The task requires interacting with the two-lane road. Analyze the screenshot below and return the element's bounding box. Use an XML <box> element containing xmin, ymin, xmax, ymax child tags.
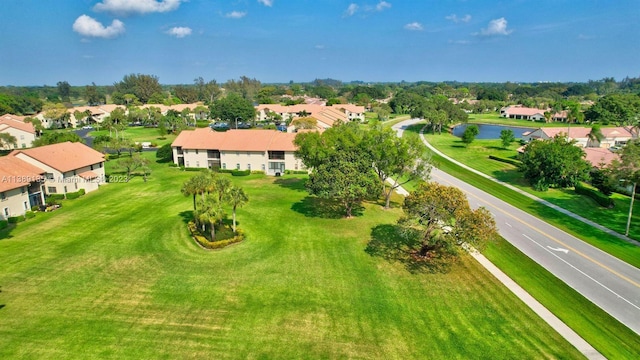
<box><xmin>393</xmin><ymin>119</ymin><xmax>640</xmax><ymax>334</ymax></box>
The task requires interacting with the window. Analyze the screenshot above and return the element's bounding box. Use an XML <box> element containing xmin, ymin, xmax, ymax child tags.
<box><xmin>64</xmin><ymin>186</ymin><xmax>67</xmax><ymax>194</ymax></box>
<box><xmin>4</xmin><ymin>208</ymin><xmax>9</xmax><ymax>217</ymax></box>
<box><xmin>196</xmin><ymin>161</ymin><xmax>200</xmax><ymax>167</ymax></box>
<box><xmin>268</xmin><ymin>151</ymin><xmax>285</xmax><ymax>160</ymax></box>
<box><xmin>74</xmin><ymin>183</ymin><xmax>78</xmax><ymax>190</ymax></box>
<box><xmin>0</xmin><ymin>192</ymin><xmax>5</xmax><ymax>201</ymax></box>
<box><xmin>90</xmin><ymin>165</ymin><xmax>94</xmax><ymax>170</ymax></box>
<box><xmin>186</xmin><ymin>161</ymin><xmax>190</xmax><ymax>167</ymax></box>
<box><xmin>222</xmin><ymin>163</ymin><xmax>226</xmax><ymax>169</ymax></box>
<box><xmin>23</xmin><ymin>201</ymin><xmax>28</xmax><ymax>210</ymax></box>
<box><xmin>236</xmin><ymin>163</ymin><xmax>240</xmax><ymax>170</ymax></box>
<box><xmin>195</xmin><ymin>149</ymin><xmax>199</xmax><ymax>155</ymax></box>
<box><xmin>21</xmin><ymin>187</ymin><xmax>26</xmax><ymax>194</ymax></box>
<box><xmin>261</xmin><ymin>164</ymin><xmax>265</xmax><ymax>171</ymax></box>
<box><xmin>21</xmin><ymin>143</ymin><xmax>26</xmax><ymax>148</ymax></box>
<box><xmin>45</xmin><ymin>173</ymin><xmax>54</xmax><ymax>180</ymax></box>
<box><xmin>247</xmin><ymin>164</ymin><xmax>251</xmax><ymax>170</ymax></box>
<box><xmin>48</xmin><ymin>187</ymin><xmax>57</xmax><ymax>193</ymax></box>
<box><xmin>20</xmin><ymin>135</ymin><xmax>24</xmax><ymax>140</ymax></box>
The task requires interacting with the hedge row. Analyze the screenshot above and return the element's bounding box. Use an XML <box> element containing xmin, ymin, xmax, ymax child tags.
<box><xmin>575</xmin><ymin>182</ymin><xmax>615</xmax><ymax>208</ymax></box>
<box><xmin>65</xmin><ymin>189</ymin><xmax>86</xmax><ymax>200</ymax></box>
<box><xmin>0</xmin><ymin>220</ymin><xmax>8</xmax><ymax>229</ymax></box>
<box><xmin>488</xmin><ymin>155</ymin><xmax>522</xmax><ymax>166</ymax></box>
<box><xmin>188</xmin><ymin>221</ymin><xmax>245</xmax><ymax>250</ymax></box>
<box><xmin>284</xmin><ymin>170</ymin><xmax>308</xmax><ymax>175</ymax></box>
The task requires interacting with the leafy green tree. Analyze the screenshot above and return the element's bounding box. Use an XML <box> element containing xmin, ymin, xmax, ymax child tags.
<box><xmin>226</xmin><ymin>186</ymin><xmax>248</xmax><ymax>233</ymax></box>
<box><xmin>500</xmin><ymin>129</ymin><xmax>515</xmax><ymax>149</ymax></box>
<box><xmin>584</xmin><ymin>93</ymin><xmax>640</xmax><ymax>125</ymax></box>
<box><xmin>366</xmin><ymin>124</ymin><xmax>432</xmax><ymax>208</ymax></box>
<box><xmin>609</xmin><ymin>139</ymin><xmax>640</xmax><ymax>236</ymax></box>
<box><xmin>57</xmin><ymin>81</ymin><xmax>71</xmax><ymax>103</ymax></box>
<box><xmin>84</xmin><ymin>82</ymin><xmax>104</xmax><ymax>105</ymax></box>
<box><xmin>32</xmin><ymin>132</ymin><xmax>83</xmax><ymax>147</ymax></box>
<box><xmin>209</xmin><ymin>92</ymin><xmax>256</xmax><ymax>124</ymax></box>
<box><xmin>0</xmin><ymin>133</ymin><xmax>17</xmax><ymax>149</ymax></box>
<box><xmin>156</xmin><ymin>143</ymin><xmax>173</xmax><ymax>163</ymax></box>
<box><xmin>306</xmin><ymin>150</ymin><xmax>379</xmax><ymax>218</ymax></box>
<box><xmin>113</xmin><ymin>74</ymin><xmax>162</xmax><ymax>104</ymax></box>
<box><xmin>398</xmin><ymin>182</ymin><xmax>497</xmax><ymax>265</ymax></box>
<box><xmin>291</xmin><ymin>117</ymin><xmax>317</xmax><ymax>130</ymax></box>
<box><xmin>118</xmin><ymin>153</ymin><xmax>151</xmax><ymax>182</ymax></box>
<box><xmin>518</xmin><ymin>135</ymin><xmax>591</xmax><ymax>191</ymax></box>
<box><xmin>461</xmin><ymin>125</ymin><xmax>479</xmax><ymax>146</ymax></box>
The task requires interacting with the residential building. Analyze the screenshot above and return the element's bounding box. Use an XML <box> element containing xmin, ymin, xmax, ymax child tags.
<box><xmin>522</xmin><ymin>126</ymin><xmax>634</xmax><ymax>148</ymax></box>
<box><xmin>172</xmin><ymin>128</ymin><xmax>303</xmax><ymax>175</ymax></box>
<box><xmin>0</xmin><ymin>156</ymin><xmax>46</xmax><ymax>219</ymax></box>
<box><xmin>255</xmin><ymin>103</ymin><xmax>365</xmax><ymax>130</ymax></box>
<box><xmin>0</xmin><ymin>114</ymin><xmax>37</xmax><ymax>149</ymax></box>
<box><xmin>10</xmin><ymin>142</ymin><xmax>106</xmax><ymax>195</ymax></box>
<box><xmin>500</xmin><ymin>105</ymin><xmax>566</xmax><ymax>122</ymax></box>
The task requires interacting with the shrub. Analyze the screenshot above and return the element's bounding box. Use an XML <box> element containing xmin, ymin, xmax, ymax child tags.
<box><xmin>156</xmin><ymin>144</ymin><xmax>173</xmax><ymax>163</ymax></box>
<box><xmin>188</xmin><ymin>221</ymin><xmax>245</xmax><ymax>250</ymax></box>
<box><xmin>7</xmin><ymin>216</ymin><xmax>25</xmax><ymax>224</ymax></box>
<box><xmin>185</xmin><ymin>167</ymin><xmax>205</xmax><ymax>172</ymax></box>
<box><xmin>489</xmin><ymin>155</ymin><xmax>521</xmax><ymax>166</ymax></box>
<box><xmin>575</xmin><ymin>182</ymin><xmax>615</xmax><ymax>208</ymax></box>
<box><xmin>0</xmin><ymin>220</ymin><xmax>8</xmax><ymax>230</ymax></box>
<box><xmin>218</xmin><ymin>169</ymin><xmax>234</xmax><ymax>174</ymax></box>
<box><xmin>25</xmin><ymin>211</ymin><xmax>36</xmax><ymax>219</ymax></box>
<box><xmin>66</xmin><ymin>191</ymin><xmax>81</xmax><ymax>200</ymax></box>
<box><xmin>78</xmin><ymin>189</ymin><xmax>86</xmax><ymax>196</ymax></box>
<box><xmin>168</xmin><ymin>163</ymin><xmax>178</xmax><ymax>167</ymax></box>
<box><xmin>284</xmin><ymin>170</ymin><xmax>308</xmax><ymax>175</ymax></box>
<box><xmin>231</xmin><ymin>170</ymin><xmax>251</xmax><ymax>176</ymax></box>
<box><xmin>250</xmin><ymin>170</ymin><xmax>265</xmax><ymax>175</ymax></box>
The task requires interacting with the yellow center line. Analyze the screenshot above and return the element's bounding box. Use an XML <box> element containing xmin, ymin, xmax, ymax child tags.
<box><xmin>433</xmin><ymin>172</ymin><xmax>640</xmax><ymax>289</ymax></box>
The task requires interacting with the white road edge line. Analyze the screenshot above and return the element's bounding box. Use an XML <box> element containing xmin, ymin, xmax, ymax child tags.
<box><xmin>522</xmin><ymin>233</ymin><xmax>640</xmax><ymax>311</ymax></box>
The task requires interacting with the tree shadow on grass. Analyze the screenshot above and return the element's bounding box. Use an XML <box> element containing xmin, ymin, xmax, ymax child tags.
<box><xmin>291</xmin><ymin>196</ymin><xmax>363</xmax><ymax>219</ymax></box>
<box><xmin>178</xmin><ymin>210</ymin><xmax>193</xmax><ymax>224</ymax></box>
<box><xmin>365</xmin><ymin>224</ymin><xmax>452</xmax><ymax>274</ymax></box>
<box><xmin>0</xmin><ymin>226</ymin><xmax>15</xmax><ymax>241</ymax></box>
<box><xmin>273</xmin><ymin>177</ymin><xmax>307</xmax><ymax>192</ymax></box>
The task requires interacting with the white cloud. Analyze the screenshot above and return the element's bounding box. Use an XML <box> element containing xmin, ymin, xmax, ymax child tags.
<box><xmin>376</xmin><ymin>1</ymin><xmax>391</xmax><ymax>11</ymax></box>
<box><xmin>226</xmin><ymin>11</ymin><xmax>247</xmax><ymax>19</ymax></box>
<box><xmin>404</xmin><ymin>22</ymin><xmax>423</xmax><ymax>31</ymax></box>
<box><xmin>72</xmin><ymin>15</ymin><xmax>125</xmax><ymax>38</ymax></box>
<box><xmin>258</xmin><ymin>0</ymin><xmax>273</xmax><ymax>6</ymax></box>
<box><xmin>345</xmin><ymin>3</ymin><xmax>359</xmax><ymax>17</ymax></box>
<box><xmin>477</xmin><ymin>17</ymin><xmax>512</xmax><ymax>36</ymax></box>
<box><xmin>166</xmin><ymin>26</ymin><xmax>192</xmax><ymax>38</ymax></box>
<box><xmin>445</xmin><ymin>14</ymin><xmax>471</xmax><ymax>23</ymax></box>
<box><xmin>93</xmin><ymin>0</ymin><xmax>183</xmax><ymax>16</ymax></box>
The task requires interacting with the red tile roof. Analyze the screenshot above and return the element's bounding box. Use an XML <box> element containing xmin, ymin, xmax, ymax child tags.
<box><xmin>0</xmin><ymin>114</ymin><xmax>36</xmax><ymax>134</ymax></box>
<box><xmin>11</xmin><ymin>142</ymin><xmax>105</xmax><ymax>173</ymax></box>
<box><xmin>0</xmin><ymin>156</ymin><xmax>45</xmax><ymax>192</ymax></box>
<box><xmin>172</xmin><ymin>129</ymin><xmax>297</xmax><ymax>152</ymax></box>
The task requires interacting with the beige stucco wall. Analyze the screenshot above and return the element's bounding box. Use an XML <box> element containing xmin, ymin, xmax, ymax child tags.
<box><xmin>0</xmin><ymin>127</ymin><xmax>35</xmax><ymax>149</ymax></box>
<box><xmin>13</xmin><ymin>153</ymin><xmax>104</xmax><ymax>195</ymax></box>
<box><xmin>0</xmin><ymin>186</ymin><xmax>31</xmax><ymax>219</ymax></box>
<box><xmin>174</xmin><ymin>147</ymin><xmax>303</xmax><ymax>174</ymax></box>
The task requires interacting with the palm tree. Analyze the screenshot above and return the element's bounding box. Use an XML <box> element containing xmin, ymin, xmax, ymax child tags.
<box><xmin>181</xmin><ymin>172</ymin><xmax>215</xmax><ymax>210</ymax></box>
<box><xmin>587</xmin><ymin>124</ymin><xmax>605</xmax><ymax>148</ymax></box>
<box><xmin>195</xmin><ymin>195</ymin><xmax>225</xmax><ymax>241</ymax></box>
<box><xmin>227</xmin><ymin>186</ymin><xmax>249</xmax><ymax>233</ymax></box>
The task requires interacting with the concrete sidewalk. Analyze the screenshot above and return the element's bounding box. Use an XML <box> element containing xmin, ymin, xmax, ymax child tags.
<box><xmin>416</xmin><ymin>124</ymin><xmax>639</xmax><ymax>247</ymax></box>
<box><xmin>390</xmin><ymin>119</ymin><xmax>606</xmax><ymax>359</ymax></box>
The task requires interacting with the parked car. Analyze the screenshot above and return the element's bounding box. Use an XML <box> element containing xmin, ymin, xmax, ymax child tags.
<box><xmin>81</xmin><ymin>125</ymin><xmax>94</xmax><ymax>130</ymax></box>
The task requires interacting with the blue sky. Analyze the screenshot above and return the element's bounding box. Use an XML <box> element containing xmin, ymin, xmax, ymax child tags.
<box><xmin>0</xmin><ymin>0</ymin><xmax>638</xmax><ymax>86</ymax></box>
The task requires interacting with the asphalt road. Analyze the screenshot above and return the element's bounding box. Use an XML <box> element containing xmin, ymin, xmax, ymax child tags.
<box><xmin>393</xmin><ymin>119</ymin><xmax>640</xmax><ymax>335</ymax></box>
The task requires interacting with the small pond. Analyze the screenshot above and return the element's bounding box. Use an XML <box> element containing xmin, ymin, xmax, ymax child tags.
<box><xmin>451</xmin><ymin>124</ymin><xmax>536</xmax><ymax>139</ymax></box>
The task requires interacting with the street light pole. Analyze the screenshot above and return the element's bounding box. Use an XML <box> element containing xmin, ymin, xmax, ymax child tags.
<box><xmin>235</xmin><ymin>117</ymin><xmax>241</xmax><ymax>130</ymax></box>
<box><xmin>626</xmin><ymin>182</ymin><xmax>636</xmax><ymax>237</ymax></box>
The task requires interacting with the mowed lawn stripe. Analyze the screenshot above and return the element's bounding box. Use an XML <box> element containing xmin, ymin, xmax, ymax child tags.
<box><xmin>0</xmin><ymin>161</ymin><xmax>582</xmax><ymax>359</ymax></box>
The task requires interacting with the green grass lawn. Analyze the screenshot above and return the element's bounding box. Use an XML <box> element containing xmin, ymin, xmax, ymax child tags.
<box><xmin>423</xmin><ymin>131</ymin><xmax>640</xmax><ymax>242</ymax></box>
<box><xmin>0</xmin><ymin>153</ymin><xmax>584</xmax><ymax>359</ymax></box>
<box><xmin>466</xmin><ymin>113</ymin><xmax>591</xmax><ymax>128</ymax></box>
<box><xmin>89</xmin><ymin>126</ymin><xmax>177</xmax><ymax>147</ymax></box>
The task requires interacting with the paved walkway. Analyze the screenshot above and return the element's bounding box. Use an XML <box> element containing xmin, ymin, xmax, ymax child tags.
<box><xmin>408</xmin><ymin>121</ymin><xmax>639</xmax><ymax>246</ymax></box>
<box><xmin>390</xmin><ymin>120</ymin><xmax>606</xmax><ymax>359</ymax></box>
